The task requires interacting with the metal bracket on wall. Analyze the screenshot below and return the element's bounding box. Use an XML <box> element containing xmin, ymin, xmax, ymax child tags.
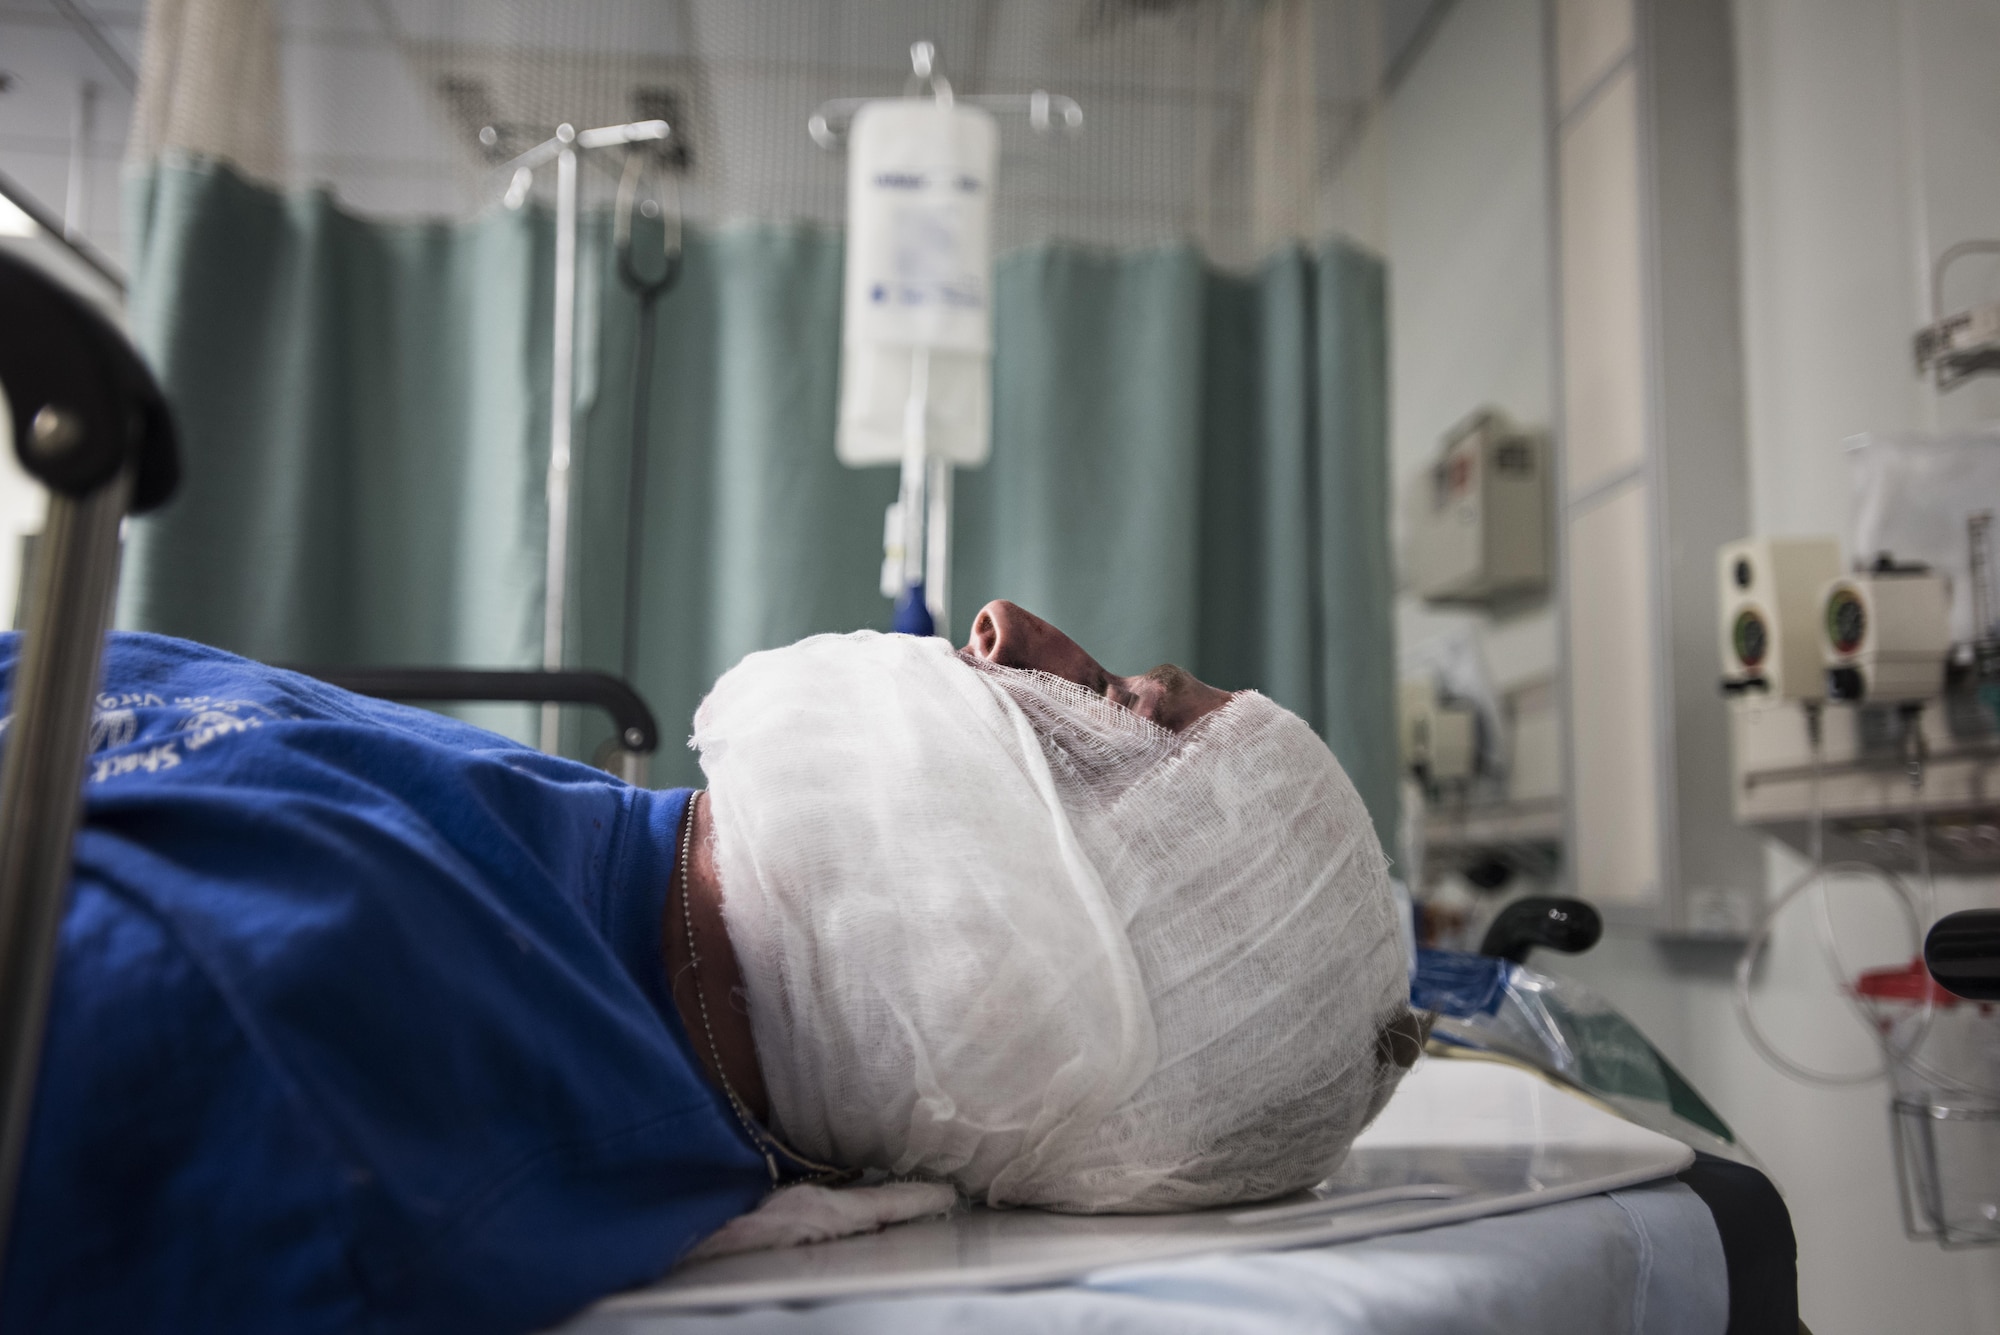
<box><xmin>1914</xmin><ymin>240</ymin><xmax>2000</xmax><ymax>391</ymax></box>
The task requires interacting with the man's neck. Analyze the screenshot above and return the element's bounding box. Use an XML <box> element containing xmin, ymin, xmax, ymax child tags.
<box><xmin>666</xmin><ymin>791</ymin><xmax>770</xmax><ymax>1125</ymax></box>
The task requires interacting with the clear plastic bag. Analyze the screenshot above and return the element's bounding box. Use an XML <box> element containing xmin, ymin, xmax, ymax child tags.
<box><xmin>1413</xmin><ymin>949</ymin><xmax>1739</xmax><ymax>1156</ymax></box>
<box><xmin>1847</xmin><ymin>430</ymin><xmax>2000</xmax><ymax>643</ymax></box>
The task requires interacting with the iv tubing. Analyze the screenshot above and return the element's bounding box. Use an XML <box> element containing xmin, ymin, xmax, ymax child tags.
<box><xmin>614</xmin><ymin>149</ymin><xmax>682</xmax><ymax>689</ymax></box>
<box><xmin>1733</xmin><ymin>701</ymin><xmax>1932</xmax><ymax>1087</ymax></box>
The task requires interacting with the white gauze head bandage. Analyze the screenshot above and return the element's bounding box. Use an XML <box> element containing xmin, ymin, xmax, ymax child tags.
<box><xmin>693</xmin><ymin>631</ymin><xmax>1410</xmax><ymax>1212</ymax></box>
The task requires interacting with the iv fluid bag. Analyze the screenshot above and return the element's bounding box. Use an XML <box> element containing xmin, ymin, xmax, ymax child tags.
<box><xmin>838</xmin><ymin>99</ymin><xmax>998</xmax><ymax>468</ymax></box>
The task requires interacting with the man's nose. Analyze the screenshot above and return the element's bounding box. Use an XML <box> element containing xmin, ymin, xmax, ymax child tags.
<box><xmin>968</xmin><ymin>600</ymin><xmax>1028</xmax><ymax>665</ymax></box>
<box><xmin>967</xmin><ymin>600</ymin><xmax>1087</xmax><ymax>678</ymax></box>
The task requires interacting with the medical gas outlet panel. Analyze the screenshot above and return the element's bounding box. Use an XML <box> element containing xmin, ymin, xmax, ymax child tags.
<box><xmin>1720</xmin><ymin>534</ymin><xmax>1999</xmax><ymax>870</ymax></box>
<box><xmin>1401</xmin><ymin>675</ymin><xmax>1564</xmax><ymax>877</ymax></box>
<box><xmin>1403</xmin><ymin>411</ymin><xmax>1549</xmax><ymax>606</ymax></box>
<box><xmin>1400</xmin><ymin>680</ymin><xmax>1477</xmax><ymax>791</ymax></box>
<box><xmin>1718</xmin><ymin>536</ymin><xmax>1842</xmax><ymax>700</ymax></box>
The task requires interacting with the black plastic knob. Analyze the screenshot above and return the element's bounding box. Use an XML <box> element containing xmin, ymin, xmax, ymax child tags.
<box><xmin>1925</xmin><ymin>910</ymin><xmax>2000</xmax><ymax>1001</ymax></box>
<box><xmin>1479</xmin><ymin>897</ymin><xmax>1604</xmax><ymax>965</ymax></box>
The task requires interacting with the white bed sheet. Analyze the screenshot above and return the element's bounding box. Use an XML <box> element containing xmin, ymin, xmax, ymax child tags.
<box><xmin>559</xmin><ymin>1179</ymin><xmax>1724</xmax><ymax>1335</ymax></box>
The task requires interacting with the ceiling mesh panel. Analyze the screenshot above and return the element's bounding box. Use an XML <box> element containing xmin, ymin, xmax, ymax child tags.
<box><xmin>137</xmin><ymin>0</ymin><xmax>1387</xmax><ymax>266</ymax></box>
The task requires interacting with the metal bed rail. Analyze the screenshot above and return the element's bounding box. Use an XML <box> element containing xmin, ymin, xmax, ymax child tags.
<box><xmin>281</xmin><ymin>665</ymin><xmax>660</xmax><ymax>784</ymax></box>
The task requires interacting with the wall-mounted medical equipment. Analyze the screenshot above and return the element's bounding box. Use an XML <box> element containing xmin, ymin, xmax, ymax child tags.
<box><xmin>1716</xmin><ymin>535</ymin><xmax>1842</xmax><ymax>700</ymax></box>
<box><xmin>1504</xmin><ymin>678</ymin><xmax>1562</xmax><ymax>807</ymax></box>
<box><xmin>1721</xmin><ymin>456</ymin><xmax>2000</xmax><ymax>1248</ymax></box>
<box><xmin>1401</xmin><ymin>634</ymin><xmax>1562</xmax><ymax>892</ymax></box>
<box><xmin>1728</xmin><ymin>650</ymin><xmax>2000</xmax><ymax>1250</ymax></box>
<box><xmin>1819</xmin><ymin>563</ymin><xmax>1952</xmax><ymax>704</ymax></box>
<box><xmin>1399</xmin><ymin>679</ymin><xmax>1477</xmax><ymax>789</ymax></box>
<box><xmin>1403</xmin><ymin>410</ymin><xmax>1548</xmax><ymax>605</ymax></box>
<box><xmin>1722</xmin><ymin>292</ymin><xmax>2000</xmax><ymax>1252</ymax></box>
<box><xmin>811</xmin><ymin>44</ymin><xmax>1081</xmax><ymax>638</ymax></box>
<box><xmin>1725</xmin><ymin>552</ymin><xmax>1970</xmax><ymax>870</ymax></box>
<box><xmin>1914</xmin><ymin>240</ymin><xmax>2000</xmax><ymax>391</ymax></box>
<box><xmin>1727</xmin><ymin>699</ymin><xmax>1971</xmax><ymax>860</ymax></box>
<box><xmin>1722</xmin><ymin>440</ymin><xmax>2000</xmax><ymax>873</ymax></box>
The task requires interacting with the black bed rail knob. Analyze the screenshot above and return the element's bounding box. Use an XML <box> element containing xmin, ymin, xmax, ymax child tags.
<box><xmin>1478</xmin><ymin>897</ymin><xmax>1604</xmax><ymax>965</ymax></box>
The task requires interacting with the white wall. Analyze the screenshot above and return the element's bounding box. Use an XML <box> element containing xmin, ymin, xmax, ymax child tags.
<box><xmin>1391</xmin><ymin>0</ymin><xmax>2000</xmax><ymax>1326</ymax></box>
<box><xmin>1385</xmin><ymin>0</ymin><xmax>1557</xmax><ymax>703</ymax></box>
<box><xmin>1550</xmin><ymin>2</ymin><xmax>2000</xmax><ymax>1332</ymax></box>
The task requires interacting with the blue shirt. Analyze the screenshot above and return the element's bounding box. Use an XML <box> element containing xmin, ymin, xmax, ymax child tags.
<box><xmin>0</xmin><ymin>633</ymin><xmax>770</xmax><ymax>1334</ymax></box>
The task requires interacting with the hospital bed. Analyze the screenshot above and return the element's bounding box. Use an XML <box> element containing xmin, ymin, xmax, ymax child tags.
<box><xmin>0</xmin><ymin>252</ymin><xmax>1798</xmax><ymax>1334</ymax></box>
<box><xmin>552</xmin><ymin>936</ymin><xmax>1799</xmax><ymax>1335</ymax></box>
<box><xmin>565</xmin><ymin>1056</ymin><xmax>1721</xmax><ymax>1335</ymax></box>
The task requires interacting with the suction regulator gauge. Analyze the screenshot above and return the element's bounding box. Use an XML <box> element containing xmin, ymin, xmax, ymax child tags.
<box><xmin>1731</xmin><ymin>608</ymin><xmax>1769</xmax><ymax>669</ymax></box>
<box><xmin>1826</xmin><ymin>585</ymin><xmax>1867</xmax><ymax>655</ymax></box>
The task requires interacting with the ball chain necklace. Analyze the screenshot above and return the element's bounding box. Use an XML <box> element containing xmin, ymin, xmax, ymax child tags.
<box><xmin>676</xmin><ymin>792</ymin><xmax>848</xmax><ymax>1188</ymax></box>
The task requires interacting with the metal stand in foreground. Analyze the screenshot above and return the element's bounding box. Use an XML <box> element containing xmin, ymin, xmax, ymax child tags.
<box><xmin>0</xmin><ymin>251</ymin><xmax>179</xmax><ymax>1272</ymax></box>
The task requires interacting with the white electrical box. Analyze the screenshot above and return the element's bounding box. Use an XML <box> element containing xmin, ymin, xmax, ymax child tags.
<box><xmin>1399</xmin><ymin>679</ymin><xmax>1477</xmax><ymax>786</ymax></box>
<box><xmin>1404</xmin><ymin>411</ymin><xmax>1548</xmax><ymax>604</ymax></box>
<box><xmin>1716</xmin><ymin>535</ymin><xmax>1843</xmax><ymax>700</ymax></box>
<box><xmin>1820</xmin><ymin>567</ymin><xmax>1953</xmax><ymax>703</ymax></box>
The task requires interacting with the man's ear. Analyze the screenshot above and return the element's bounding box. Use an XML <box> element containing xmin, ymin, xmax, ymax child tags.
<box><xmin>1376</xmin><ymin>1010</ymin><xmax>1432</xmax><ymax>1070</ymax></box>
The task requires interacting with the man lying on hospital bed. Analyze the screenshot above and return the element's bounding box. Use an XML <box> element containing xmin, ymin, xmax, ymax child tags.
<box><xmin>0</xmin><ymin>600</ymin><xmax>1418</xmax><ymax>1335</ymax></box>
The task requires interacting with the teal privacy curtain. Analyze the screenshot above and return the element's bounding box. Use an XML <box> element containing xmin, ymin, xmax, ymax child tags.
<box><xmin>121</xmin><ymin>158</ymin><xmax>1398</xmax><ymax>853</ymax></box>
<box><xmin>120</xmin><ymin>160</ymin><xmax>551</xmax><ymax>686</ymax></box>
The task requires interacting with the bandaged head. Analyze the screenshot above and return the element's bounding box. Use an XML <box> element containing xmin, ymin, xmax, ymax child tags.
<box><xmin>692</xmin><ymin>630</ymin><xmax>1410</xmax><ymax>1212</ymax></box>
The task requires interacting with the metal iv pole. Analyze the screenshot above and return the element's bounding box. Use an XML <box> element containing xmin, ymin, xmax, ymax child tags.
<box><xmin>492</xmin><ymin>118</ymin><xmax>676</xmax><ymax>752</ymax></box>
